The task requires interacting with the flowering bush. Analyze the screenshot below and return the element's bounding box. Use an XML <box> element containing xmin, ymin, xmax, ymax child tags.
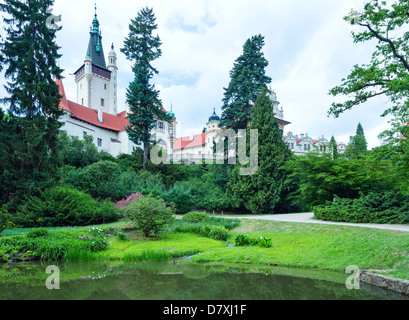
<box><xmin>88</xmin><ymin>226</ymin><xmax>104</xmax><ymax>237</ymax></box>
<box><xmin>115</xmin><ymin>192</ymin><xmax>143</xmax><ymax>209</ymax></box>
<box><xmin>78</xmin><ymin>233</ymin><xmax>107</xmax><ymax>252</ymax></box>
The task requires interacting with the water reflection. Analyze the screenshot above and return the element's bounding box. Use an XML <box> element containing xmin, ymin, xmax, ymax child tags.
<box><xmin>0</xmin><ymin>259</ymin><xmax>407</xmax><ymax>300</ymax></box>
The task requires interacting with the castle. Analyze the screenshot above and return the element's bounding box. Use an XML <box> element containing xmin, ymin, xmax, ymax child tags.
<box><xmin>57</xmin><ymin>9</ymin><xmax>176</xmax><ymax>158</ymax></box>
<box><xmin>57</xmin><ymin>8</ymin><xmax>345</xmax><ymax>162</ymax></box>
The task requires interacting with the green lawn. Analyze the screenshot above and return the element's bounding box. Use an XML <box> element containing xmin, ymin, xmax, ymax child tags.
<box><xmin>191</xmin><ymin>219</ymin><xmax>409</xmax><ymax>280</ymax></box>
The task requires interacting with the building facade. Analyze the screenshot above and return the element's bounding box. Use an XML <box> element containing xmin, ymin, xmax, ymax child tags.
<box><xmin>172</xmin><ymin>89</ymin><xmax>292</xmax><ymax>164</ymax></box>
<box><xmin>58</xmin><ymin>10</ymin><xmax>175</xmax><ymax>157</ymax></box>
<box><xmin>284</xmin><ymin>132</ymin><xmax>346</xmax><ymax>156</ymax></box>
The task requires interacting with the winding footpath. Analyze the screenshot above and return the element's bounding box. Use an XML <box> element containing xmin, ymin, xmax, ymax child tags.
<box><xmin>219</xmin><ymin>212</ymin><xmax>409</xmax><ymax>233</ymax></box>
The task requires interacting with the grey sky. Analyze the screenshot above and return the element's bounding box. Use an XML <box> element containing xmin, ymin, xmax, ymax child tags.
<box><xmin>1</xmin><ymin>0</ymin><xmax>392</xmax><ymax>148</ymax></box>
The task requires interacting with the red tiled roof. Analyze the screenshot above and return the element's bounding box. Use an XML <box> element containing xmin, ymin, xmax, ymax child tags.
<box><xmin>57</xmin><ymin>78</ymin><xmax>129</xmax><ymax>132</ymax></box>
<box><xmin>173</xmin><ymin>133</ymin><xmax>206</xmax><ymax>150</ymax></box>
<box><xmin>66</xmin><ymin>100</ymin><xmax>129</xmax><ymax>132</ymax></box>
<box><xmin>57</xmin><ymin>78</ymin><xmax>170</xmax><ymax>133</ymax></box>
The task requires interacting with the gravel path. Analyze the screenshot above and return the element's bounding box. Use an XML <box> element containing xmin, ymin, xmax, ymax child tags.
<box><xmin>218</xmin><ymin>212</ymin><xmax>409</xmax><ymax>232</ymax></box>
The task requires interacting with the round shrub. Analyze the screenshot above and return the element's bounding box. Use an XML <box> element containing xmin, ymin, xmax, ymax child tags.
<box><xmin>123</xmin><ymin>195</ymin><xmax>175</xmax><ymax>237</ymax></box>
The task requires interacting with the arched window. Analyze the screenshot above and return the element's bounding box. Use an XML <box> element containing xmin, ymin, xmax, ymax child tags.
<box><xmin>157</xmin><ymin>139</ymin><xmax>167</xmax><ymax>151</ymax></box>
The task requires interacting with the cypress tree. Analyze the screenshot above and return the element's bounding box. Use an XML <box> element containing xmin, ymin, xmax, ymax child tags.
<box><xmin>0</xmin><ymin>0</ymin><xmax>63</xmax><ymax>208</ymax></box>
<box><xmin>121</xmin><ymin>7</ymin><xmax>171</xmax><ymax>170</ymax></box>
<box><xmin>227</xmin><ymin>87</ymin><xmax>293</xmax><ymax>214</ymax></box>
<box><xmin>221</xmin><ymin>35</ymin><xmax>272</xmax><ymax>131</ymax></box>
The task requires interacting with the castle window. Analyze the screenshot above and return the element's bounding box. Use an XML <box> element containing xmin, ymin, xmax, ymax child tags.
<box><xmin>104</xmin><ymin>84</ymin><xmax>107</xmax><ymax>90</ymax></box>
<box><xmin>83</xmin><ymin>132</ymin><xmax>87</xmax><ymax>138</ymax></box>
<box><xmin>158</xmin><ymin>122</ymin><xmax>164</xmax><ymax>131</ymax></box>
<box><xmin>82</xmin><ymin>98</ymin><xmax>84</xmax><ymax>105</ymax></box>
<box><xmin>97</xmin><ymin>138</ymin><xmax>102</xmax><ymax>147</ymax></box>
<box><xmin>101</xmin><ymin>99</ymin><xmax>105</xmax><ymax>107</ymax></box>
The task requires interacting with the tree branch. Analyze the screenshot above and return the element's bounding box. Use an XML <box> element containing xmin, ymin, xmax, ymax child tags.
<box><xmin>359</xmin><ymin>22</ymin><xmax>409</xmax><ymax>72</ymax></box>
<box><xmin>350</xmin><ymin>89</ymin><xmax>391</xmax><ymax>107</ymax></box>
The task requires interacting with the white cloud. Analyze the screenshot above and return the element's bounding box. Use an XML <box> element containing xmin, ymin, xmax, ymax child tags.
<box><xmin>0</xmin><ymin>0</ymin><xmax>391</xmax><ymax>149</ymax></box>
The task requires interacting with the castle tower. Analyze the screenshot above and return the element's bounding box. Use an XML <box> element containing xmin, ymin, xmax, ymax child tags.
<box><xmin>107</xmin><ymin>43</ymin><xmax>118</xmax><ymax>115</ymax></box>
<box><xmin>205</xmin><ymin>108</ymin><xmax>221</xmax><ymax>156</ymax></box>
<box><xmin>74</xmin><ymin>5</ymin><xmax>117</xmax><ymax>115</ymax></box>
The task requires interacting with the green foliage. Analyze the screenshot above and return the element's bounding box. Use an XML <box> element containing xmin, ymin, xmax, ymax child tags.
<box><xmin>0</xmin><ymin>206</ymin><xmax>11</xmax><ymax>235</ymax></box>
<box><xmin>227</xmin><ymin>87</ymin><xmax>293</xmax><ymax>214</ymax></box>
<box><xmin>0</xmin><ymin>0</ymin><xmax>63</xmax><ymax>209</ymax></box>
<box><xmin>285</xmin><ymin>151</ymin><xmax>396</xmax><ymax>211</ymax></box>
<box><xmin>25</xmin><ymin>228</ymin><xmax>49</xmax><ymax>239</ymax></box>
<box><xmin>61</xmin><ymin>161</ymin><xmax>143</xmax><ymax>201</ymax></box>
<box><xmin>314</xmin><ymin>191</ymin><xmax>409</xmax><ymax>224</ymax></box>
<box><xmin>115</xmin><ymin>230</ymin><xmax>129</xmax><ymax>241</ymax></box>
<box><xmin>14</xmin><ymin>185</ymin><xmax>120</xmax><ymax>228</ymax></box>
<box><xmin>183</xmin><ymin>212</ymin><xmax>209</xmax><ymax>223</ymax></box>
<box><xmin>172</xmin><ymin>217</ymin><xmax>240</xmax><ymax>242</ymax></box>
<box><xmin>163</xmin><ymin>184</ymin><xmax>195</xmax><ymax>214</ymax></box>
<box><xmin>123</xmin><ymin>195</ymin><xmax>175</xmax><ymax>237</ymax></box>
<box><xmin>329</xmin><ymin>0</ymin><xmax>409</xmax><ymax>150</ymax></box>
<box><xmin>346</xmin><ymin>123</ymin><xmax>368</xmax><ymax>158</ymax></box>
<box><xmin>221</xmin><ymin>34</ymin><xmax>272</xmax><ymax>130</ymax></box>
<box><xmin>0</xmin><ymin>228</ymin><xmax>109</xmax><ymax>262</ymax></box>
<box><xmin>199</xmin><ymin>225</ymin><xmax>229</xmax><ymax>241</ymax></box>
<box><xmin>235</xmin><ymin>234</ymin><xmax>272</xmax><ymax>248</ymax></box>
<box><xmin>57</xmin><ymin>131</ymin><xmax>100</xmax><ymax>168</ymax></box>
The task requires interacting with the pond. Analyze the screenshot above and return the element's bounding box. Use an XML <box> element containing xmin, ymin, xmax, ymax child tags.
<box><xmin>0</xmin><ymin>258</ymin><xmax>407</xmax><ymax>301</ymax></box>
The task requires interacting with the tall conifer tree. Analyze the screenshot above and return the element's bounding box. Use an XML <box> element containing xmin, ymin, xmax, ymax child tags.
<box><xmin>227</xmin><ymin>87</ymin><xmax>293</xmax><ymax>214</ymax></box>
<box><xmin>221</xmin><ymin>35</ymin><xmax>272</xmax><ymax>131</ymax></box>
<box><xmin>347</xmin><ymin>122</ymin><xmax>368</xmax><ymax>158</ymax></box>
<box><xmin>121</xmin><ymin>7</ymin><xmax>171</xmax><ymax>170</ymax></box>
<box><xmin>0</xmin><ymin>0</ymin><xmax>63</xmax><ymax>207</ymax></box>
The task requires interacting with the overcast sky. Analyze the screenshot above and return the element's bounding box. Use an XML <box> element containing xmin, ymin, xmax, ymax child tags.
<box><xmin>1</xmin><ymin>0</ymin><xmax>394</xmax><ymax>149</ymax></box>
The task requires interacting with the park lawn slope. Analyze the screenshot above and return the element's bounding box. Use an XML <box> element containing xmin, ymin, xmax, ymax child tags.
<box><xmin>84</xmin><ymin>233</ymin><xmax>227</xmax><ymax>261</ymax></box>
<box><xmin>191</xmin><ymin>219</ymin><xmax>409</xmax><ymax>280</ymax></box>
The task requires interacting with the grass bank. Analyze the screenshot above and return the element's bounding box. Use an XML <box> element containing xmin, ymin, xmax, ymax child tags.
<box><xmin>191</xmin><ymin>219</ymin><xmax>409</xmax><ymax>280</ymax></box>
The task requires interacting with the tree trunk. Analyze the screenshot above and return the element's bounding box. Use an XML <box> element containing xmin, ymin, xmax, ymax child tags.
<box><xmin>143</xmin><ymin>140</ymin><xmax>149</xmax><ymax>170</ymax></box>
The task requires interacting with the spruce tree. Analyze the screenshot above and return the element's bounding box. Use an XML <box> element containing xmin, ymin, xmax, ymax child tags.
<box><xmin>121</xmin><ymin>7</ymin><xmax>171</xmax><ymax>170</ymax></box>
<box><xmin>0</xmin><ymin>0</ymin><xmax>63</xmax><ymax>208</ymax></box>
<box><xmin>227</xmin><ymin>87</ymin><xmax>293</xmax><ymax>214</ymax></box>
<box><xmin>221</xmin><ymin>35</ymin><xmax>272</xmax><ymax>131</ymax></box>
<box><xmin>330</xmin><ymin>136</ymin><xmax>339</xmax><ymax>159</ymax></box>
<box><xmin>347</xmin><ymin>123</ymin><xmax>368</xmax><ymax>158</ymax></box>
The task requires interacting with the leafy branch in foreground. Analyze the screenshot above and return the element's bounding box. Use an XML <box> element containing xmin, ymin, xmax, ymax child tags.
<box><xmin>329</xmin><ymin>0</ymin><xmax>409</xmax><ymax>120</ymax></box>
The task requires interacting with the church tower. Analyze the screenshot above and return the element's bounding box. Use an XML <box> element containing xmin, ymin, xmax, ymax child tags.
<box><xmin>74</xmin><ymin>5</ymin><xmax>118</xmax><ymax>116</ymax></box>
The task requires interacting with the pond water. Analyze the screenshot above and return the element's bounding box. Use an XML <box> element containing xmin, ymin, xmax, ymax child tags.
<box><xmin>0</xmin><ymin>259</ymin><xmax>407</xmax><ymax>300</ymax></box>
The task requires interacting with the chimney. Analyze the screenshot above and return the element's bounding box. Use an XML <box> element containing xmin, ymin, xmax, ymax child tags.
<box><xmin>98</xmin><ymin>109</ymin><xmax>103</xmax><ymax>123</ymax></box>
